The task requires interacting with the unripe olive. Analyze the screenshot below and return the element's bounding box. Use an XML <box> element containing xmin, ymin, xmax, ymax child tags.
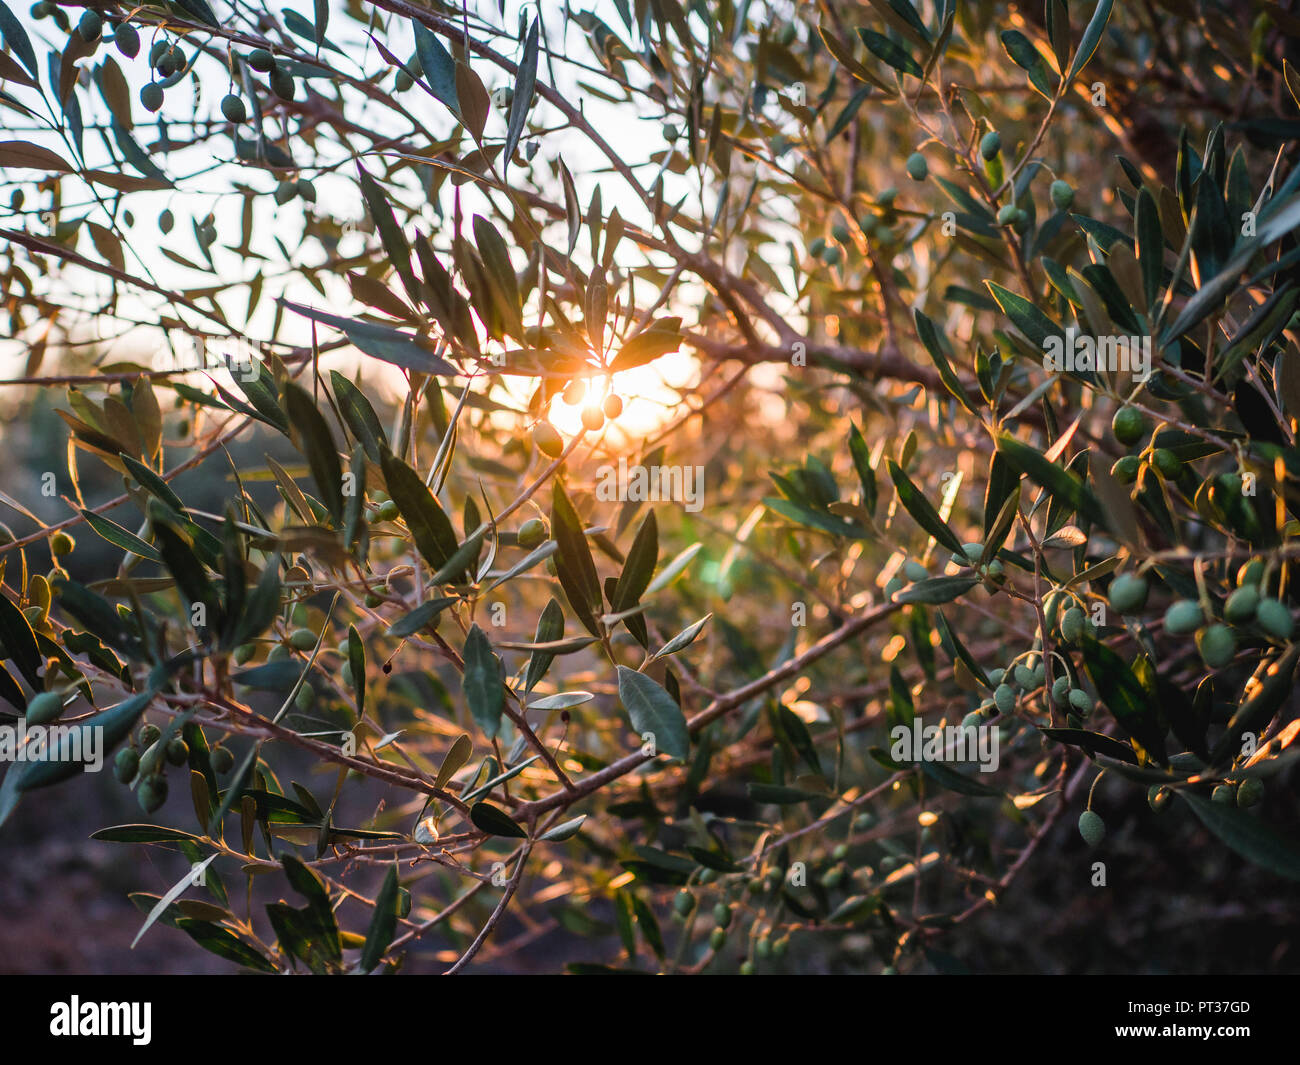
<box><xmin>809</xmin><ymin>237</ymin><xmax>826</xmax><ymax>258</ymax></box>
<box><xmin>220</xmin><ymin>94</ymin><xmax>247</xmax><ymax>122</ymax></box>
<box><xmin>77</xmin><ymin>10</ymin><xmax>103</xmax><ymax>41</ymax></box>
<box><xmin>559</xmin><ymin>377</ymin><xmax>586</xmax><ymax>406</ymax></box>
<box><xmin>709</xmin><ymin>927</ymin><xmax>727</xmax><ymax>950</ymax></box>
<box><xmin>1163</xmin><ymin>599</ymin><xmax>1203</xmax><ymax>635</ymax></box>
<box><xmin>288</xmin><ymin>627</ymin><xmax>318</xmax><ymax>651</ymax></box>
<box><xmin>210</xmin><ymin>745</ymin><xmax>235</xmax><ymax>774</ymax></box>
<box><xmin>533</xmin><ymin>421</ymin><xmax>564</xmax><ymax>458</ymax></box>
<box><xmin>1217</xmin><ymin>472</ymin><xmax>1243</xmax><ymax>497</ymax></box>
<box><xmin>394</xmin><ymin>70</ymin><xmax>414</xmax><ymax>92</ymax></box>
<box><xmin>713</xmin><ymin>902</ymin><xmax>732</xmax><ymax>929</ymax></box>
<box><xmin>755</xmin><ymin>935</ymin><xmax>772</xmax><ymax>959</ymax></box>
<box><xmin>377</xmin><ymin>500</ymin><xmax>400</xmax><ymax>521</ymax></box>
<box><xmin>830</xmin><ymin>222</ymin><xmax>849</xmax><ymax>243</ymax></box>
<box><xmin>994</xmin><ymin>683</ymin><xmax>1016</xmax><ymax>715</ymax></box>
<box><xmin>905</xmin><ymin>152</ymin><xmax>928</xmax><ymax>181</ymax></box>
<box><xmin>138</xmin><ymin>723</ymin><xmax>162</xmax><ymax>747</ymax></box>
<box><xmin>1255</xmin><ymin>598</ymin><xmax>1293</xmax><ymax>640</ymax></box>
<box><xmin>602</xmin><ymin>393</ymin><xmax>623</xmax><ymax>418</ymax></box>
<box><xmin>1013</xmin><ymin>664</ymin><xmax>1035</xmax><ymax>689</ymax></box>
<box><xmin>902</xmin><ymin>560</ymin><xmax>928</xmax><ymax>582</ymax></box>
<box><xmin>996</xmin><ymin>203</ymin><xmax>1018</xmax><ymax>226</ymax></box>
<box><xmin>1111</xmin><ymin>455</ymin><xmax>1140</xmax><ymax>483</ymax></box>
<box><xmin>1042</xmin><ymin>588</ymin><xmax>1068</xmax><ymax>628</ymax></box>
<box><xmin>820</xmin><ymin>864</ymin><xmax>845</xmax><ymax>889</ymax></box>
<box><xmin>580</xmin><ymin>406</ymin><xmax>605</xmax><ymax>432</ymax></box>
<box><xmin>1051</xmin><ymin>675</ymin><xmax>1070</xmax><ymax>707</ymax></box>
<box><xmin>364</xmin><ymin>592</ymin><xmax>384</xmax><ymax>608</ymax></box>
<box><xmin>1147</xmin><ymin>784</ymin><xmax>1172</xmax><ymax>811</ymax></box>
<box><xmin>1196</xmin><ymin>624</ymin><xmax>1236</xmax><ymax>669</ymax></box>
<box><xmin>267</xmin><ymin>642</ymin><xmax>290</xmax><ymax>662</ymax></box>
<box><xmin>1050</xmin><ymin>180</ymin><xmax>1074</xmax><ymax>210</ymax></box>
<box><xmin>979</xmin><ymin>130</ymin><xmax>1002</xmax><ymax>160</ymax></box>
<box><xmin>340</xmin><ymin>661</ymin><xmax>354</xmax><ymax>688</ymax></box>
<box><xmin>821</xmin><ymin>245</ymin><xmax>841</xmax><ymax>265</ymax></box>
<box><xmin>247</xmin><ymin>49</ymin><xmax>276</xmax><ymax>72</ymax></box>
<box><xmin>140</xmin><ymin>82</ymin><xmax>164</xmax><ymax>112</ymax></box>
<box><xmin>883</xmin><ymin>576</ymin><xmax>905</xmax><ymax>598</ymax></box>
<box><xmin>673</xmin><ymin>890</ymin><xmax>695</xmax><ymax>916</ymax></box>
<box><xmin>1224</xmin><ymin>585</ymin><xmax>1260</xmax><ymax>624</ymax></box>
<box><xmin>517</xmin><ymin>517</ymin><xmax>548</xmax><ymax>549</ymax></box>
<box><xmin>1237</xmin><ymin>559</ymin><xmax>1265</xmax><ymax>588</ymax></box>
<box><xmin>138</xmin><ymin>776</ymin><xmax>168</xmax><ymax>813</ymax></box>
<box><xmin>1068</xmin><ymin>688</ymin><xmax>1093</xmax><ymax>714</ymax></box>
<box><xmin>25</xmin><ymin>691</ymin><xmax>63</xmax><ymax>724</ymax></box>
<box><xmin>1211</xmin><ymin>783</ymin><xmax>1235</xmax><ymax>805</ymax></box>
<box><xmin>270</xmin><ymin>66</ymin><xmax>296</xmax><ymax>101</ymax></box>
<box><xmin>1060</xmin><ymin>606</ymin><xmax>1086</xmax><ymax>642</ymax></box>
<box><xmin>1152</xmin><ymin>448</ymin><xmax>1182</xmax><ymax>479</ymax></box>
<box><xmin>1077</xmin><ymin>810</ymin><xmax>1105</xmax><ymax>846</ymax></box>
<box><xmin>114</xmin><ymin>747</ymin><xmax>140</xmax><ymax>783</ymax></box>
<box><xmin>960</xmin><ymin>710</ymin><xmax>982</xmax><ymax>731</ymax></box>
<box><xmin>158</xmin><ymin>46</ymin><xmax>184</xmax><ymax>75</ymax></box>
<box><xmin>165</xmin><ymin>737</ymin><xmax>190</xmax><ymax>766</ymax></box>
<box><xmin>1111</xmin><ymin>406</ymin><xmax>1147</xmax><ymax>446</ymax></box>
<box><xmin>1108</xmin><ymin>574</ymin><xmax>1148</xmax><ymax>614</ymax></box>
<box><xmin>1236</xmin><ymin>777</ymin><xmax>1264</xmax><ymax>808</ymax></box>
<box><xmin>114</xmin><ymin>21</ymin><xmax>139</xmax><ymax>57</ymax></box>
<box><xmin>233</xmin><ymin>642</ymin><xmax>256</xmax><ymax>665</ymax></box>
<box><xmin>295</xmin><ymin>685</ymin><xmax>315</xmax><ymax>710</ymax></box>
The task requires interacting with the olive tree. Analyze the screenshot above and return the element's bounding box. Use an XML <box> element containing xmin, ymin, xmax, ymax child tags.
<box><xmin>1</xmin><ymin>0</ymin><xmax>1299</xmax><ymax>974</ymax></box>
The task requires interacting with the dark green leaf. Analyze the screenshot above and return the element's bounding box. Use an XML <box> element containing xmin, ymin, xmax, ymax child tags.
<box><xmin>1179</xmin><ymin>791</ymin><xmax>1300</xmax><ymax>880</ymax></box>
<box><xmin>1081</xmin><ymin>636</ymin><xmax>1167</xmax><ymax>762</ymax></box>
<box><xmin>887</xmin><ymin>460</ymin><xmax>967</xmax><ymax>555</ymax></box>
<box><xmin>857</xmin><ymin>28</ymin><xmax>922</xmax><ymax>77</ymax></box>
<box><xmin>617</xmin><ymin>666</ymin><xmax>689</xmax><ymax>762</ymax></box>
<box><xmin>551</xmin><ymin>483</ymin><xmax>602</xmax><ymax>637</ymax></box>
<box><xmin>462</xmin><ymin>624</ymin><xmax>504</xmax><ymax>741</ymax></box>
<box><xmin>359</xmin><ymin>864</ymin><xmax>399</xmax><ymax>972</ymax></box>
<box><xmin>380</xmin><ymin>448</ymin><xmax>461</xmax><ymax>572</ymax></box>
<box><xmin>470</xmin><ymin>800</ymin><xmax>527</xmax><ymax>838</ymax></box>
<box><xmin>283</xmin><ymin>383</ymin><xmax>344</xmax><ymax>523</ymax></box>
<box><xmin>503</xmin><ymin>18</ymin><xmax>539</xmax><ymax>176</ymax></box>
<box><xmin>330</xmin><ymin>371</ymin><xmax>389</xmax><ymax>462</ymax></box>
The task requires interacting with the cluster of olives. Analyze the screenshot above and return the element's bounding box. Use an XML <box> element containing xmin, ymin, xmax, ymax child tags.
<box><xmin>549</xmin><ymin>380</ymin><xmax>622</xmax><ymax>434</ymax></box>
<box><xmin>672</xmin><ymin>866</ymin><xmax>792</xmax><ymax>975</ymax></box>
<box><xmin>882</xmin><ymin>541</ymin><xmax>1004</xmax><ymax>603</ymax></box>
<box><xmin>43</xmin><ymin>4</ymin><xmax>301</xmax><ymax>121</ymax></box>
<box><xmin>809</xmin><ymin>192</ymin><xmax>902</xmax><ymax>266</ymax></box>
<box><xmin>903</xmin><ymin>130</ymin><xmax>1072</xmax><ymax>224</ymax></box>
<box><xmin>233</xmin><ymin>624</ymin><xmax>323</xmax><ymax>710</ymax></box>
<box><xmin>1108</xmin><ymin>560</ymin><xmax>1292</xmax><ymax>670</ymax></box>
<box><xmin>1110</xmin><ymin>407</ymin><xmax>1188</xmax><ymax>486</ymax></box>
<box><xmin>273</xmin><ymin>177</ymin><xmax>316</xmax><ymax>205</ymax></box>
<box><xmin>113</xmin><ymin>721</ymin><xmax>235</xmax><ymax>813</ymax></box>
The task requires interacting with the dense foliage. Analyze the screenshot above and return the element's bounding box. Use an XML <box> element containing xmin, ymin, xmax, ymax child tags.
<box><xmin>2</xmin><ymin>0</ymin><xmax>1300</xmax><ymax>974</ymax></box>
